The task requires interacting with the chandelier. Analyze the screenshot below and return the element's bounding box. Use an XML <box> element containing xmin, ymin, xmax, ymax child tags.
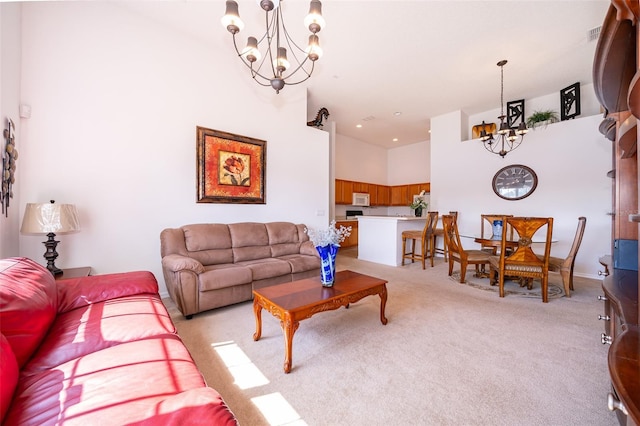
<box><xmin>221</xmin><ymin>0</ymin><xmax>325</xmax><ymax>94</ymax></box>
<box><xmin>480</xmin><ymin>60</ymin><xmax>528</xmax><ymax>157</ymax></box>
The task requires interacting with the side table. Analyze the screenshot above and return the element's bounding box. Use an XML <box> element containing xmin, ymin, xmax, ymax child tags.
<box><xmin>55</xmin><ymin>266</ymin><xmax>91</xmax><ymax>281</ymax></box>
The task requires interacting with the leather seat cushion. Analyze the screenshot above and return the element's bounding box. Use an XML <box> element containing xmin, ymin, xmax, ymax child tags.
<box><xmin>236</xmin><ymin>258</ymin><xmax>292</xmax><ymax>281</ymax></box>
<box><xmin>199</xmin><ymin>264</ymin><xmax>253</xmax><ymax>292</ymax></box>
<box><xmin>22</xmin><ymin>294</ymin><xmax>176</xmax><ymax>376</ymax></box>
<box><xmin>6</xmin><ymin>335</ymin><xmax>223</xmax><ymax>425</ymax></box>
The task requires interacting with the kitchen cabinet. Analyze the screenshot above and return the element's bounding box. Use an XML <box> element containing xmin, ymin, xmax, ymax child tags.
<box><xmin>335</xmin><ymin>179</ymin><xmax>354</xmax><ymax>204</ymax></box>
<box><xmin>369</xmin><ymin>184</ymin><xmax>379</xmax><ymax>205</ymax></box>
<box><xmin>377</xmin><ymin>185</ymin><xmax>390</xmax><ymax>205</ymax></box>
<box><xmin>390</xmin><ymin>185</ymin><xmax>408</xmax><ymax>206</ymax></box>
<box><xmin>334</xmin><ymin>179</ymin><xmax>429</xmax><ymax>206</ymax></box>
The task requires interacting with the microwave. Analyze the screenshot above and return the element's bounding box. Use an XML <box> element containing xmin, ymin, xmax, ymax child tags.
<box><xmin>352</xmin><ymin>192</ymin><xmax>370</xmax><ymax>206</ymax></box>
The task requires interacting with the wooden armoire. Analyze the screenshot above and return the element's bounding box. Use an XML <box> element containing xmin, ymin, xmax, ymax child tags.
<box><xmin>592</xmin><ymin>1</ymin><xmax>640</xmax><ymax>424</ymax></box>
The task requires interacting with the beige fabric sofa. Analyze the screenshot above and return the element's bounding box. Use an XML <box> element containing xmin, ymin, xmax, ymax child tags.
<box><xmin>160</xmin><ymin>222</ymin><xmax>320</xmax><ymax>318</ymax></box>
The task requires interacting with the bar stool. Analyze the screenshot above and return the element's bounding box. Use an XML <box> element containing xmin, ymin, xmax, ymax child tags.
<box><xmin>401</xmin><ymin>211</ymin><xmax>438</xmax><ymax>269</ymax></box>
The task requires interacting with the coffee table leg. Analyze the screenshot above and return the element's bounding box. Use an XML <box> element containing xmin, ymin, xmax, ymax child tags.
<box><xmin>379</xmin><ymin>284</ymin><xmax>388</xmax><ymax>325</ymax></box>
<box><xmin>281</xmin><ymin>313</ymin><xmax>299</xmax><ymax>374</ymax></box>
<box><xmin>253</xmin><ymin>299</ymin><xmax>262</xmax><ymax>341</ymax></box>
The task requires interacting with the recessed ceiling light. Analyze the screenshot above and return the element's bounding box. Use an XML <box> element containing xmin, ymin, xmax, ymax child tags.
<box><xmin>394</xmin><ymin>112</ymin><xmax>402</xmax><ymax>116</ymax></box>
<box><xmin>356</xmin><ymin>124</ymin><xmax>362</xmax><ymax>128</ymax></box>
<box><xmin>393</xmin><ymin>138</ymin><xmax>398</xmax><ymax>142</ymax></box>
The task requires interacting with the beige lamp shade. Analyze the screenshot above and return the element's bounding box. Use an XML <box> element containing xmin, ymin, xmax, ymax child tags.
<box><xmin>21</xmin><ymin>202</ymin><xmax>80</xmax><ymax>234</ymax></box>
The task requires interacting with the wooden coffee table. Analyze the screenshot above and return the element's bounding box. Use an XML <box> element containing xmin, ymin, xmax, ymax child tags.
<box><xmin>252</xmin><ymin>270</ymin><xmax>388</xmax><ymax>373</ymax></box>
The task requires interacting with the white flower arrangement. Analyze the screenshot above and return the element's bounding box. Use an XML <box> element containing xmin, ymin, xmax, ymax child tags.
<box><xmin>305</xmin><ymin>221</ymin><xmax>352</xmax><ymax>247</ymax></box>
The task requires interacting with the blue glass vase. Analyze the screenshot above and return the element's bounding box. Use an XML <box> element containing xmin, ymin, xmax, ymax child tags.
<box><xmin>316</xmin><ymin>244</ymin><xmax>339</xmax><ymax>287</ymax></box>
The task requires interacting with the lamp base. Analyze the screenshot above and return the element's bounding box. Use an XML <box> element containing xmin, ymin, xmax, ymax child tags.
<box><xmin>43</xmin><ymin>232</ymin><xmax>63</xmax><ymax>276</ymax></box>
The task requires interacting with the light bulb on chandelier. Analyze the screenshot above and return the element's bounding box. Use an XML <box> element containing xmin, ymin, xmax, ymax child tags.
<box><xmin>222</xmin><ymin>0</ymin><xmax>325</xmax><ymax>94</ymax></box>
<box><xmin>479</xmin><ymin>60</ymin><xmax>528</xmax><ymax>158</ymax></box>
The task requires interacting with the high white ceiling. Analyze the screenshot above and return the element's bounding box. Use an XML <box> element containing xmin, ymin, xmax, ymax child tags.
<box><xmin>121</xmin><ymin>0</ymin><xmax>611</xmax><ymax>149</ymax></box>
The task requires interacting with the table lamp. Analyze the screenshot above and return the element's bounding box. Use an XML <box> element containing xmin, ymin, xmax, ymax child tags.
<box><xmin>20</xmin><ymin>200</ymin><xmax>80</xmax><ymax>275</ymax></box>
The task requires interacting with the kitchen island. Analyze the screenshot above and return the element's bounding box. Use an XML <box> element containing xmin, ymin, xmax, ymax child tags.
<box><xmin>357</xmin><ymin>216</ymin><xmax>427</xmax><ymax>266</ymax></box>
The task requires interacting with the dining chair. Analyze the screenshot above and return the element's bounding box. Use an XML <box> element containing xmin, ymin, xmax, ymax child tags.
<box><xmin>480</xmin><ymin>214</ymin><xmax>513</xmax><ymax>254</ymax></box>
<box><xmin>488</xmin><ymin>216</ymin><xmax>554</xmax><ymax>302</ymax></box>
<box><xmin>401</xmin><ymin>211</ymin><xmax>439</xmax><ymax>269</ymax></box>
<box><xmin>441</xmin><ymin>214</ymin><xmax>492</xmax><ymax>283</ymax></box>
<box><xmin>433</xmin><ymin>211</ymin><xmax>457</xmax><ymax>262</ymax></box>
<box><xmin>545</xmin><ymin>216</ymin><xmax>586</xmax><ymax>298</ymax></box>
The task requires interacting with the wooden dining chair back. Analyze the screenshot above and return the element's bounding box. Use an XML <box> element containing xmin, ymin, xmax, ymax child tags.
<box><xmin>434</xmin><ymin>211</ymin><xmax>458</xmax><ymax>262</ymax></box>
<box><xmin>488</xmin><ymin>217</ymin><xmax>554</xmax><ymax>302</ymax></box>
<box><xmin>547</xmin><ymin>216</ymin><xmax>586</xmax><ymax>297</ymax></box>
<box><xmin>442</xmin><ymin>214</ymin><xmax>492</xmax><ymax>283</ymax></box>
<box><xmin>480</xmin><ymin>214</ymin><xmax>513</xmax><ymax>253</ymax></box>
<box><xmin>401</xmin><ymin>211</ymin><xmax>439</xmax><ymax>269</ymax></box>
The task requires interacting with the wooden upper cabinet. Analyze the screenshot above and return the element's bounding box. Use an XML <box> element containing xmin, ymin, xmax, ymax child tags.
<box><xmin>369</xmin><ymin>183</ymin><xmax>379</xmax><ymax>205</ymax></box>
<box><xmin>335</xmin><ymin>179</ymin><xmax>429</xmax><ymax>206</ymax></box>
<box><xmin>390</xmin><ymin>185</ymin><xmax>408</xmax><ymax>206</ymax></box>
<box><xmin>377</xmin><ymin>185</ymin><xmax>390</xmax><ymax>205</ymax></box>
<box><xmin>352</xmin><ymin>182</ymin><xmax>369</xmax><ymax>193</ymax></box>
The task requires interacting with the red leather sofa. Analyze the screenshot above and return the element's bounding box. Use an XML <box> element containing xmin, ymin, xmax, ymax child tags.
<box><xmin>0</xmin><ymin>257</ymin><xmax>237</xmax><ymax>425</ymax></box>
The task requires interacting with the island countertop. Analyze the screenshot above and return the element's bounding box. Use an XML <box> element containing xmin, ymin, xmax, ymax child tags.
<box><xmin>357</xmin><ymin>216</ymin><xmax>427</xmax><ymax>266</ymax></box>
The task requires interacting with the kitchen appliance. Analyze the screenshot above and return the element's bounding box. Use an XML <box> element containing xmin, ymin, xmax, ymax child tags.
<box><xmin>352</xmin><ymin>192</ymin><xmax>370</xmax><ymax>206</ymax></box>
<box><xmin>345</xmin><ymin>210</ymin><xmax>363</xmax><ymax>219</ymax></box>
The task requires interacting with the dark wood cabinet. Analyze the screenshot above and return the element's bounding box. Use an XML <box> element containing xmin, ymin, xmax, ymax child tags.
<box><xmin>593</xmin><ymin>2</ymin><xmax>640</xmax><ymax>424</ymax></box>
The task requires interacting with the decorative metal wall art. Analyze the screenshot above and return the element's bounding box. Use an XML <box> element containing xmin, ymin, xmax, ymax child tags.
<box><xmin>561</xmin><ymin>82</ymin><xmax>581</xmax><ymax>120</ymax></box>
<box><xmin>307</xmin><ymin>107</ymin><xmax>330</xmax><ymax>128</ymax></box>
<box><xmin>196</xmin><ymin>126</ymin><xmax>266</xmax><ymax>204</ymax></box>
<box><xmin>506</xmin><ymin>99</ymin><xmax>525</xmax><ymax>128</ymax></box>
<box><xmin>2</xmin><ymin>118</ymin><xmax>17</xmax><ymax>217</ymax></box>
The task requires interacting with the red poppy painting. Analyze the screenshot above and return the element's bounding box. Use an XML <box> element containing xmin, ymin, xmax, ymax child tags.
<box><xmin>197</xmin><ymin>127</ymin><xmax>266</xmax><ymax>204</ymax></box>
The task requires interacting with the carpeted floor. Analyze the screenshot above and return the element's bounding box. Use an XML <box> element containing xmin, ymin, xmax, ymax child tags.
<box><xmin>163</xmin><ymin>248</ymin><xmax>618</xmax><ymax>426</ymax></box>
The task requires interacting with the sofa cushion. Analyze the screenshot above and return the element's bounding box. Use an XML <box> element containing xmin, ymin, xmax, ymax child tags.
<box><xmin>199</xmin><ymin>264</ymin><xmax>253</xmax><ymax>292</ymax></box>
<box><xmin>229</xmin><ymin>223</ymin><xmax>272</xmax><ymax>262</ymax></box>
<box><xmin>22</xmin><ymin>293</ymin><xmax>176</xmax><ymax>376</ymax></box>
<box><xmin>266</xmin><ymin>222</ymin><xmax>300</xmax><ymax>244</ymax></box>
<box><xmin>7</xmin><ymin>335</ymin><xmax>221</xmax><ymax>425</ymax></box>
<box><xmin>236</xmin><ymin>258</ymin><xmax>292</xmax><ymax>281</ymax></box>
<box><xmin>0</xmin><ymin>333</ymin><xmax>18</xmax><ymax>422</ymax></box>
<box><xmin>0</xmin><ymin>257</ymin><xmax>57</xmax><ymax>368</ymax></box>
<box><xmin>183</xmin><ymin>224</ymin><xmax>234</xmax><ymax>265</ymax></box>
<box><xmin>278</xmin><ymin>254</ymin><xmax>321</xmax><ymax>274</ymax></box>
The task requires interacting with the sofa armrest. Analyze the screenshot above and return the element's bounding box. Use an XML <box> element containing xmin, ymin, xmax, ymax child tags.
<box><xmin>57</xmin><ymin>271</ymin><xmax>159</xmax><ymax>313</ymax></box>
<box><xmin>300</xmin><ymin>240</ymin><xmax>320</xmax><ymax>257</ymax></box>
<box><xmin>162</xmin><ymin>255</ymin><xmax>205</xmax><ymax>274</ymax></box>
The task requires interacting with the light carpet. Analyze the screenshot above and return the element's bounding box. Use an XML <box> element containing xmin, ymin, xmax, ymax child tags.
<box><xmin>163</xmin><ymin>248</ymin><xmax>617</xmax><ymax>426</ymax></box>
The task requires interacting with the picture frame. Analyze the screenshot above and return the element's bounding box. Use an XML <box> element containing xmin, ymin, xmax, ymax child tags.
<box><xmin>196</xmin><ymin>126</ymin><xmax>266</xmax><ymax>204</ymax></box>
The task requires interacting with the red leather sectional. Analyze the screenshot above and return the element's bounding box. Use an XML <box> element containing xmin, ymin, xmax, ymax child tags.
<box><xmin>0</xmin><ymin>257</ymin><xmax>237</xmax><ymax>425</ymax></box>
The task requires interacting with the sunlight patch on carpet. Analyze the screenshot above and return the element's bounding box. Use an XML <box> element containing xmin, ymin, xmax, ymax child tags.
<box><xmin>251</xmin><ymin>393</ymin><xmax>307</xmax><ymax>426</ymax></box>
<box><xmin>212</xmin><ymin>341</ymin><xmax>269</xmax><ymax>389</ymax></box>
<box><xmin>450</xmin><ymin>271</ymin><xmax>564</xmax><ymax>299</ymax></box>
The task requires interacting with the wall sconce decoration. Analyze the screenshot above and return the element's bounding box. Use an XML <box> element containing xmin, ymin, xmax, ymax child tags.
<box><xmin>2</xmin><ymin>118</ymin><xmax>17</xmax><ymax>217</ymax></box>
<box><xmin>20</xmin><ymin>200</ymin><xmax>81</xmax><ymax>275</ymax></box>
<box><xmin>561</xmin><ymin>82</ymin><xmax>581</xmax><ymax>120</ymax></box>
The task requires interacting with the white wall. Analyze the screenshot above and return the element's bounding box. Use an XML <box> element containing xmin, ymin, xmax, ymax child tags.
<box><xmin>335</xmin><ymin>132</ymin><xmax>387</xmax><ymax>183</ymax></box>
<box><xmin>0</xmin><ymin>3</ymin><xmax>22</xmax><ymax>259</ymax></box>
<box><xmin>431</xmin><ymin>110</ymin><xmax>610</xmax><ymax>279</ymax></box>
<box><xmin>387</xmin><ymin>140</ymin><xmax>431</xmax><ymax>185</ymax></box>
<box><xmin>15</xmin><ymin>2</ymin><xmax>330</xmax><ymax>296</ymax></box>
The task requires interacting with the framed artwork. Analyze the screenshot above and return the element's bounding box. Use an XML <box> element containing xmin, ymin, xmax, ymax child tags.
<box><xmin>196</xmin><ymin>126</ymin><xmax>266</xmax><ymax>204</ymax></box>
<box><xmin>560</xmin><ymin>82</ymin><xmax>580</xmax><ymax>120</ymax></box>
